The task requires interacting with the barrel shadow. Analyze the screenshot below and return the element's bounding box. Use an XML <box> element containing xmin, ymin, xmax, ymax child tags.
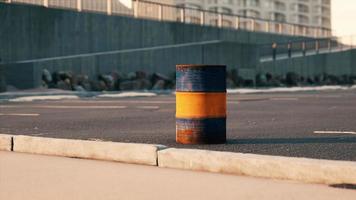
<box><xmin>227</xmin><ymin>137</ymin><xmax>356</xmax><ymax>145</ymax></box>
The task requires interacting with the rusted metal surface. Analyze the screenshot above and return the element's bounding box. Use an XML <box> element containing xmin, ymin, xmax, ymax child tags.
<box><xmin>176</xmin><ymin>64</ymin><xmax>226</xmax><ymax>145</ymax></box>
<box><xmin>176</xmin><ymin>65</ymin><xmax>226</xmax><ymax>92</ymax></box>
<box><xmin>176</xmin><ymin>118</ymin><xmax>226</xmax><ymax>144</ymax></box>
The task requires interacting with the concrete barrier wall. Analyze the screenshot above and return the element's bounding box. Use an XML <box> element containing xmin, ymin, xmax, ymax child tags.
<box><xmin>3</xmin><ymin>63</ymin><xmax>39</xmax><ymax>89</ymax></box>
<box><xmin>4</xmin><ymin>41</ymin><xmax>355</xmax><ymax>90</ymax></box>
<box><xmin>351</xmin><ymin>49</ymin><xmax>356</xmax><ymax>75</ymax></box>
<box><xmin>257</xmin><ymin>50</ymin><xmax>356</xmax><ymax>78</ymax></box>
<box><xmin>0</xmin><ymin>64</ymin><xmax>6</xmax><ymax>92</ymax></box>
<box><xmin>3</xmin><ymin>41</ymin><xmax>258</xmax><ymax>89</ymax></box>
<box><xmin>0</xmin><ymin>3</ymin><xmax>308</xmax><ymax>63</ymax></box>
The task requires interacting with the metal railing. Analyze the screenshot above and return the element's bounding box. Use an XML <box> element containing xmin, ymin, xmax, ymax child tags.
<box><xmin>259</xmin><ymin>35</ymin><xmax>356</xmax><ymax>62</ymax></box>
<box><xmin>2</xmin><ymin>0</ymin><xmax>332</xmax><ymax>38</ymax></box>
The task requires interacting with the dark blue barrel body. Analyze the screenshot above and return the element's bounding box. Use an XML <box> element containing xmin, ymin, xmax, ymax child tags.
<box><xmin>176</xmin><ymin>65</ymin><xmax>226</xmax><ymax>92</ymax></box>
<box><xmin>176</xmin><ymin>118</ymin><xmax>226</xmax><ymax>144</ymax></box>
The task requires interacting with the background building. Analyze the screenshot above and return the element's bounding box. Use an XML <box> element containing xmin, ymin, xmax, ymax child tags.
<box><xmin>4</xmin><ymin>0</ymin><xmax>330</xmax><ymax>36</ymax></box>
<box><xmin>175</xmin><ymin>0</ymin><xmax>331</xmax><ymax>31</ymax></box>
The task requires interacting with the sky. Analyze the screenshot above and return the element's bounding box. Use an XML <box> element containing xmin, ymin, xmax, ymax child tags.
<box><xmin>332</xmin><ymin>0</ymin><xmax>356</xmax><ymax>36</ymax></box>
<box><xmin>119</xmin><ymin>0</ymin><xmax>132</xmax><ymax>9</ymax></box>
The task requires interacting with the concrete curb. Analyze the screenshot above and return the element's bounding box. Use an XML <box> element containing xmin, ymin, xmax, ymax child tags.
<box><xmin>0</xmin><ymin>134</ymin><xmax>13</xmax><ymax>151</ymax></box>
<box><xmin>13</xmin><ymin>135</ymin><xmax>160</xmax><ymax>166</ymax></box>
<box><xmin>2</xmin><ymin>134</ymin><xmax>356</xmax><ymax>185</ymax></box>
<box><xmin>158</xmin><ymin>148</ymin><xmax>356</xmax><ymax>185</ymax></box>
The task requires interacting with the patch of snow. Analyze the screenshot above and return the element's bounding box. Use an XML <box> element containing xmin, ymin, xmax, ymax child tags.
<box><xmin>227</xmin><ymin>85</ymin><xmax>355</xmax><ymax>94</ymax></box>
<box><xmin>0</xmin><ymin>88</ymin><xmax>76</xmax><ymax>96</ymax></box>
<box><xmin>98</xmin><ymin>92</ymin><xmax>157</xmax><ymax>98</ymax></box>
<box><xmin>9</xmin><ymin>95</ymin><xmax>79</xmax><ymax>102</ymax></box>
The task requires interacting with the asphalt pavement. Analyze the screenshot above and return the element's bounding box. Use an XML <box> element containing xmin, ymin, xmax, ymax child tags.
<box><xmin>1</xmin><ymin>89</ymin><xmax>356</xmax><ymax>161</ymax></box>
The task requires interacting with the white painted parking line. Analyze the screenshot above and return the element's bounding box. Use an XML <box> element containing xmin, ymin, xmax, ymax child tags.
<box><xmin>9</xmin><ymin>95</ymin><xmax>79</xmax><ymax>102</ymax></box>
<box><xmin>0</xmin><ymin>113</ymin><xmax>40</xmax><ymax>117</ymax></box>
<box><xmin>314</xmin><ymin>131</ymin><xmax>356</xmax><ymax>135</ymax></box>
<box><xmin>56</xmin><ymin>100</ymin><xmax>175</xmax><ymax>104</ymax></box>
<box><xmin>227</xmin><ymin>101</ymin><xmax>240</xmax><ymax>104</ymax></box>
<box><xmin>0</xmin><ymin>105</ymin><xmax>127</xmax><ymax>109</ymax></box>
<box><xmin>136</xmin><ymin>106</ymin><xmax>160</xmax><ymax>109</ymax></box>
<box><xmin>233</xmin><ymin>98</ymin><xmax>270</xmax><ymax>102</ymax></box>
<box><xmin>37</xmin><ymin>105</ymin><xmax>128</xmax><ymax>109</ymax></box>
<box><xmin>98</xmin><ymin>92</ymin><xmax>157</xmax><ymax>98</ymax></box>
<box><xmin>270</xmin><ymin>98</ymin><xmax>299</xmax><ymax>101</ymax></box>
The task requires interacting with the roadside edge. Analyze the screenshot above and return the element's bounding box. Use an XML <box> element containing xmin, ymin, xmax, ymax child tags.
<box><xmin>158</xmin><ymin>148</ymin><xmax>356</xmax><ymax>185</ymax></box>
<box><xmin>2</xmin><ymin>134</ymin><xmax>356</xmax><ymax>185</ymax></box>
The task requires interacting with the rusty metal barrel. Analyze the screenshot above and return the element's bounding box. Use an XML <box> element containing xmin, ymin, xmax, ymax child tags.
<box><xmin>176</xmin><ymin>64</ymin><xmax>226</xmax><ymax>144</ymax></box>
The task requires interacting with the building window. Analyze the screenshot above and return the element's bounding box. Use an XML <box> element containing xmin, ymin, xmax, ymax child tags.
<box><xmin>298</xmin><ymin>15</ymin><xmax>309</xmax><ymax>24</ymax></box>
<box><xmin>208</xmin><ymin>6</ymin><xmax>219</xmax><ymax>12</ymax></box>
<box><xmin>274</xmin><ymin>1</ymin><xmax>286</xmax><ymax>11</ymax></box>
<box><xmin>298</xmin><ymin>4</ymin><xmax>309</xmax><ymax>13</ymax></box>
<box><xmin>242</xmin><ymin>0</ymin><xmax>260</xmax><ymax>7</ymax></box>
<box><xmin>270</xmin><ymin>12</ymin><xmax>286</xmax><ymax>22</ymax></box>
<box><xmin>221</xmin><ymin>7</ymin><xmax>233</xmax><ymax>14</ymax></box>
<box><xmin>240</xmin><ymin>9</ymin><xmax>261</xmax><ymax>18</ymax></box>
<box><xmin>322</xmin><ymin>0</ymin><xmax>330</xmax><ymax>5</ymax></box>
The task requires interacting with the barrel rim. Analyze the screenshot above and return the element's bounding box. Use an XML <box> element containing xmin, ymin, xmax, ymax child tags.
<box><xmin>176</xmin><ymin>116</ymin><xmax>227</xmax><ymax>119</ymax></box>
<box><xmin>176</xmin><ymin>90</ymin><xmax>227</xmax><ymax>92</ymax></box>
<box><xmin>175</xmin><ymin>91</ymin><xmax>227</xmax><ymax>95</ymax></box>
<box><xmin>176</xmin><ymin>64</ymin><xmax>226</xmax><ymax>68</ymax></box>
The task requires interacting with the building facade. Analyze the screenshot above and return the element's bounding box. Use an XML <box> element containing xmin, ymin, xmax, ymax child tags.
<box><xmin>4</xmin><ymin>0</ymin><xmax>331</xmax><ymax>36</ymax></box>
<box><xmin>175</xmin><ymin>0</ymin><xmax>331</xmax><ymax>30</ymax></box>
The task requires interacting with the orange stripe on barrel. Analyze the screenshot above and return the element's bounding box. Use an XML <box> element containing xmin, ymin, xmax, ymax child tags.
<box><xmin>176</xmin><ymin>92</ymin><xmax>226</xmax><ymax>118</ymax></box>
